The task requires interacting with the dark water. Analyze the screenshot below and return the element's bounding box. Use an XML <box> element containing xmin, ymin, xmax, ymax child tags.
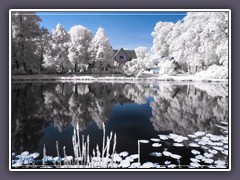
<box><xmin>11</xmin><ymin>81</ymin><xmax>229</xmax><ymax>167</ymax></box>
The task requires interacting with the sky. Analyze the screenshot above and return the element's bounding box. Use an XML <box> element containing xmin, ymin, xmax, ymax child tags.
<box><xmin>37</xmin><ymin>11</ymin><xmax>186</xmax><ymax>50</ymax></box>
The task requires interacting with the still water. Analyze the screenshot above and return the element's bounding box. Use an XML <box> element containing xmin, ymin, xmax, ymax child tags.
<box><xmin>11</xmin><ymin>81</ymin><xmax>229</xmax><ymax>168</ymax></box>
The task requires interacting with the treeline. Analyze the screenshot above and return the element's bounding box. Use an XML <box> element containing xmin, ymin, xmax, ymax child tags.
<box><xmin>11</xmin><ymin>11</ymin><xmax>229</xmax><ymax>78</ymax></box>
<box><xmin>11</xmin><ymin>12</ymin><xmax>115</xmax><ymax>75</ymax></box>
<box><xmin>151</xmin><ymin>12</ymin><xmax>229</xmax><ymax>76</ymax></box>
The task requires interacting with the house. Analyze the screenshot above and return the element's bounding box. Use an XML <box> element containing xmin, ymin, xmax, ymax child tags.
<box><xmin>113</xmin><ymin>48</ymin><xmax>137</xmax><ymax>64</ymax></box>
<box><xmin>86</xmin><ymin>48</ymin><xmax>136</xmax><ymax>74</ymax></box>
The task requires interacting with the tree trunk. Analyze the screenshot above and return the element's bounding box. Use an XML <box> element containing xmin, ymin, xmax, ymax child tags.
<box><xmin>15</xmin><ymin>60</ymin><xmax>20</xmax><ymax>70</ymax></box>
<box><xmin>75</xmin><ymin>63</ymin><xmax>77</xmax><ymax>73</ymax></box>
<box><xmin>40</xmin><ymin>48</ymin><xmax>44</xmax><ymax>73</ymax></box>
<box><xmin>41</xmin><ymin>84</ymin><xmax>44</xmax><ymax>103</ymax></box>
<box><xmin>61</xmin><ymin>83</ymin><xmax>65</xmax><ymax>95</ymax></box>
<box><xmin>188</xmin><ymin>65</ymin><xmax>191</xmax><ymax>74</ymax></box>
<box><xmin>61</xmin><ymin>64</ymin><xmax>64</xmax><ymax>74</ymax></box>
<box><xmin>23</xmin><ymin>85</ymin><xmax>28</xmax><ymax>116</ymax></box>
<box><xmin>75</xmin><ymin>84</ymin><xmax>78</xmax><ymax>96</ymax></box>
<box><xmin>23</xmin><ymin>62</ymin><xmax>27</xmax><ymax>73</ymax></box>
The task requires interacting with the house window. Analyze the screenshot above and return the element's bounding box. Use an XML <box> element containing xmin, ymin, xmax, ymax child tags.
<box><xmin>119</xmin><ymin>55</ymin><xmax>124</xmax><ymax>59</ymax></box>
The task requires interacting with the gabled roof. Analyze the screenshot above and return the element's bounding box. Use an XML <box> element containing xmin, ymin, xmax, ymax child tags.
<box><xmin>125</xmin><ymin>50</ymin><xmax>137</xmax><ymax>59</ymax></box>
<box><xmin>113</xmin><ymin>48</ymin><xmax>137</xmax><ymax>59</ymax></box>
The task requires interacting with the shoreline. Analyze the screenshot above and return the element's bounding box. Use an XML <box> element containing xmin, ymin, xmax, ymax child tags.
<box><xmin>11</xmin><ymin>74</ymin><xmax>229</xmax><ymax>83</ymax></box>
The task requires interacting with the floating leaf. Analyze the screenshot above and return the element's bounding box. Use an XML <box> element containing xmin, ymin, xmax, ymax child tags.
<box><xmin>30</xmin><ymin>152</ymin><xmax>40</xmax><ymax>159</ymax></box>
<box><xmin>170</xmin><ymin>154</ymin><xmax>182</xmax><ymax>160</ymax></box>
<box><xmin>164</xmin><ymin>161</ymin><xmax>171</xmax><ymax>165</ymax></box>
<box><xmin>21</xmin><ymin>151</ymin><xmax>29</xmax><ymax>157</ymax></box>
<box><xmin>163</xmin><ymin>151</ymin><xmax>172</xmax><ymax>157</ymax></box>
<box><xmin>208</xmin><ymin>149</ymin><xmax>218</xmax><ymax>155</ymax></box>
<box><xmin>204</xmin><ymin>158</ymin><xmax>214</xmax><ymax>164</ymax></box>
<box><xmin>195</xmin><ymin>155</ymin><xmax>206</xmax><ymax>160</ymax></box>
<box><xmin>213</xmin><ymin>146</ymin><xmax>224</xmax><ymax>151</ymax></box>
<box><xmin>189</xmin><ymin>143</ymin><xmax>200</xmax><ymax>147</ymax></box>
<box><xmin>173</xmin><ymin>143</ymin><xmax>184</xmax><ymax>147</ymax></box>
<box><xmin>158</xmin><ymin>135</ymin><xmax>169</xmax><ymax>140</ymax></box>
<box><xmin>168</xmin><ymin>164</ymin><xmax>177</xmax><ymax>168</ymax></box>
<box><xmin>190</xmin><ymin>158</ymin><xmax>200</xmax><ymax>163</ymax></box>
<box><xmin>152</xmin><ymin>143</ymin><xmax>162</xmax><ymax>147</ymax></box>
<box><xmin>139</xmin><ymin>140</ymin><xmax>149</xmax><ymax>143</ymax></box>
<box><xmin>119</xmin><ymin>151</ymin><xmax>129</xmax><ymax>157</ymax></box>
<box><xmin>150</xmin><ymin>138</ymin><xmax>160</xmax><ymax>142</ymax></box>
<box><xmin>190</xmin><ymin>162</ymin><xmax>201</xmax><ymax>168</ymax></box>
<box><xmin>188</xmin><ymin>134</ymin><xmax>197</xmax><ymax>138</ymax></box>
<box><xmin>214</xmin><ymin>160</ymin><xmax>226</xmax><ymax>165</ymax></box>
<box><xmin>204</xmin><ymin>153</ymin><xmax>214</xmax><ymax>159</ymax></box>
<box><xmin>129</xmin><ymin>162</ymin><xmax>141</xmax><ymax>168</ymax></box>
<box><xmin>141</xmin><ymin>162</ymin><xmax>155</xmax><ymax>168</ymax></box>
<box><xmin>194</xmin><ymin>131</ymin><xmax>205</xmax><ymax>137</ymax></box>
<box><xmin>129</xmin><ymin>154</ymin><xmax>139</xmax><ymax>159</ymax></box>
<box><xmin>149</xmin><ymin>152</ymin><xmax>162</xmax><ymax>157</ymax></box>
<box><xmin>191</xmin><ymin>150</ymin><xmax>201</xmax><ymax>155</ymax></box>
<box><xmin>118</xmin><ymin>159</ymin><xmax>130</xmax><ymax>168</ymax></box>
<box><xmin>221</xmin><ymin>150</ymin><xmax>228</xmax><ymax>155</ymax></box>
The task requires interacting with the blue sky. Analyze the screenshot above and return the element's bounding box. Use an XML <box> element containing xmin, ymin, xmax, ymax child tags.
<box><xmin>37</xmin><ymin>11</ymin><xmax>186</xmax><ymax>50</ymax></box>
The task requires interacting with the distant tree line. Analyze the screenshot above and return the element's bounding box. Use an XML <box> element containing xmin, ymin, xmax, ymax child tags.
<box><xmin>11</xmin><ymin>11</ymin><xmax>229</xmax><ymax>78</ymax></box>
<box><xmin>11</xmin><ymin>12</ymin><xmax>115</xmax><ymax>75</ymax></box>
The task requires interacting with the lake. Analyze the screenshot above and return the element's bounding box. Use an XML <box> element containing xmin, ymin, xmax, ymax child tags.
<box><xmin>11</xmin><ymin>81</ymin><xmax>229</xmax><ymax>168</ymax></box>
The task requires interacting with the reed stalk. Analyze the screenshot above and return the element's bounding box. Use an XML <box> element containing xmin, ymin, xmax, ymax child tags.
<box><xmin>56</xmin><ymin>141</ymin><xmax>61</xmax><ymax>166</ymax></box>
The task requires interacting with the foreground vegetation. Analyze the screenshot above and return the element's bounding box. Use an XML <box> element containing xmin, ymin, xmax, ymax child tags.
<box><xmin>12</xmin><ymin>121</ymin><xmax>229</xmax><ymax>169</ymax></box>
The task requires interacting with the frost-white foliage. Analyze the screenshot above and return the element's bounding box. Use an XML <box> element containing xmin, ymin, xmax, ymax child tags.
<box><xmin>43</xmin><ymin>24</ymin><xmax>71</xmax><ymax>73</ymax></box>
<box><xmin>159</xmin><ymin>59</ymin><xmax>178</xmax><ymax>75</ymax></box>
<box><xmin>135</xmin><ymin>46</ymin><xmax>148</xmax><ymax>60</ymax></box>
<box><xmin>151</xmin><ymin>22</ymin><xmax>174</xmax><ymax>57</ymax></box>
<box><xmin>88</xmin><ymin>27</ymin><xmax>114</xmax><ymax>66</ymax></box>
<box><xmin>68</xmin><ymin>25</ymin><xmax>93</xmax><ymax>72</ymax></box>
<box><xmin>121</xmin><ymin>58</ymin><xmax>142</xmax><ymax>77</ymax></box>
<box><xmin>195</xmin><ymin>65</ymin><xmax>228</xmax><ymax>79</ymax></box>
<box><xmin>151</xmin><ymin>12</ymin><xmax>228</xmax><ymax>77</ymax></box>
<box><xmin>121</xmin><ymin>47</ymin><xmax>151</xmax><ymax>77</ymax></box>
<box><xmin>11</xmin><ymin>12</ymin><xmax>43</xmax><ymax>73</ymax></box>
<box><xmin>133</xmin><ymin>46</ymin><xmax>152</xmax><ymax>71</ymax></box>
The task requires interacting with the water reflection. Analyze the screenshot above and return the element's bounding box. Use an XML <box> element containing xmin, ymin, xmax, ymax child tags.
<box><xmin>149</xmin><ymin>83</ymin><xmax>228</xmax><ymax>136</ymax></box>
<box><xmin>11</xmin><ymin>82</ymin><xmax>228</xmax><ymax>155</ymax></box>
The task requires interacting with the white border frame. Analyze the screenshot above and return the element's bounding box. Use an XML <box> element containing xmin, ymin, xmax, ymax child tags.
<box><xmin>9</xmin><ymin>9</ymin><xmax>231</xmax><ymax>172</ymax></box>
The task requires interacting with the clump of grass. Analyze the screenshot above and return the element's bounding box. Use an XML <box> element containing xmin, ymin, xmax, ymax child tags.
<box><xmin>70</xmin><ymin>122</ymin><xmax>118</xmax><ymax>168</ymax></box>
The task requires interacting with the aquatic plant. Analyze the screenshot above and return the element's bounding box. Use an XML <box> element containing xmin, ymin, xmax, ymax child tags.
<box><xmin>11</xmin><ymin>121</ymin><xmax>229</xmax><ymax>169</ymax></box>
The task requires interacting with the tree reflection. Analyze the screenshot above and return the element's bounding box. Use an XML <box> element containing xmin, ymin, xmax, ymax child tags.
<box><xmin>11</xmin><ymin>81</ymin><xmax>228</xmax><ymax>154</ymax></box>
<box><xmin>148</xmin><ymin>83</ymin><xmax>228</xmax><ymax>136</ymax></box>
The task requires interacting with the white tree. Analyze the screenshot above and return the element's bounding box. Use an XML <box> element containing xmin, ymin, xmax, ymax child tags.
<box><xmin>135</xmin><ymin>46</ymin><xmax>148</xmax><ymax>60</ymax></box>
<box><xmin>151</xmin><ymin>22</ymin><xmax>174</xmax><ymax>57</ymax></box>
<box><xmin>43</xmin><ymin>23</ymin><xmax>71</xmax><ymax>73</ymax></box>
<box><xmin>121</xmin><ymin>59</ymin><xmax>142</xmax><ymax>77</ymax></box>
<box><xmin>151</xmin><ymin>12</ymin><xmax>229</xmax><ymax>75</ymax></box>
<box><xmin>134</xmin><ymin>46</ymin><xmax>151</xmax><ymax>71</ymax></box>
<box><xmin>35</xmin><ymin>27</ymin><xmax>51</xmax><ymax>72</ymax></box>
<box><xmin>12</xmin><ymin>11</ymin><xmax>42</xmax><ymax>74</ymax></box>
<box><xmin>68</xmin><ymin>25</ymin><xmax>93</xmax><ymax>73</ymax></box>
<box><xmin>88</xmin><ymin>27</ymin><xmax>114</xmax><ymax>72</ymax></box>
